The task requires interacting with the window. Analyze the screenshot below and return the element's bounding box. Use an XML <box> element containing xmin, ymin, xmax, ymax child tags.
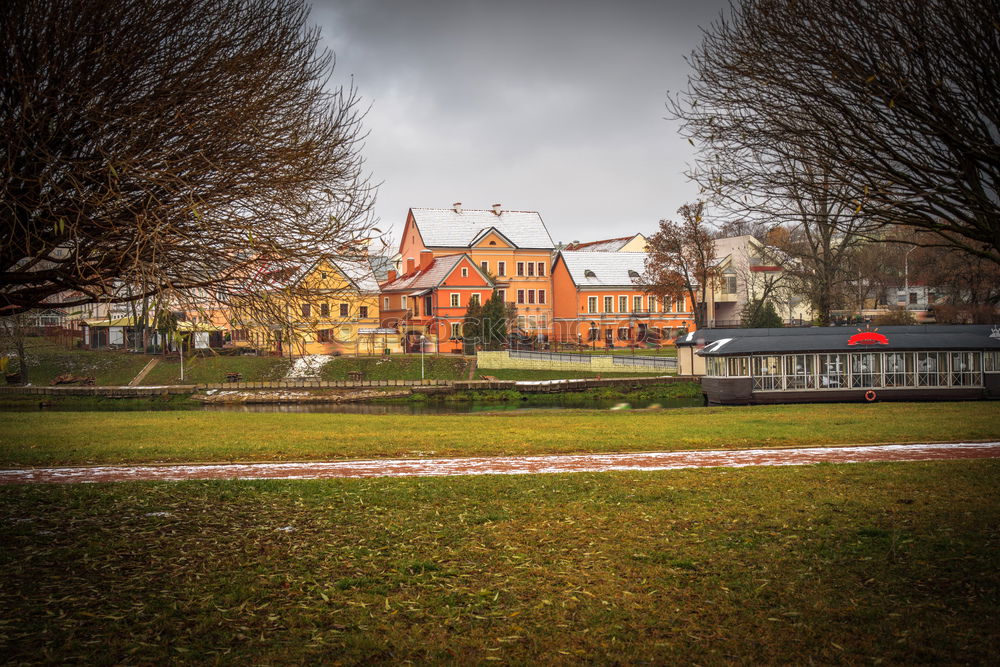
<box><xmin>619</xmin><ymin>296</ymin><xmax>628</xmax><ymax>312</ymax></box>
<box><xmin>384</xmin><ymin>297</ymin><xmax>390</xmax><ymax>310</ymax></box>
<box><xmin>633</xmin><ymin>296</ymin><xmax>642</xmax><ymax>312</ymax></box>
<box><xmin>604</xmin><ymin>296</ymin><xmax>613</xmax><ymax>312</ymax></box>
<box><xmin>724</xmin><ymin>275</ymin><xmax>737</xmax><ymax>294</ymax></box>
<box><xmin>231</xmin><ymin>329</ymin><xmax>248</xmax><ymax>342</ymax></box>
<box><xmin>481</xmin><ymin>261</ymin><xmax>488</xmax><ymax>273</ymax></box>
<box><xmin>950</xmin><ymin>351</ymin><xmax>981</xmax><ymax>386</ymax></box>
<box><xmin>450</xmin><ymin>293</ymin><xmax>460</xmax><ymax>307</ymax></box>
<box><xmin>588</xmin><ymin>326</ymin><xmax>599</xmax><ymax>341</ymax></box>
<box><xmin>318</xmin><ymin>329</ymin><xmax>332</xmax><ymax>342</ymax></box>
<box><xmin>527</xmin><ymin>262</ymin><xmax>535</xmax><ymax>276</ymax></box>
<box><xmin>469</xmin><ymin>294</ymin><xmax>480</xmax><ymax>306</ymax></box>
<box><xmin>461</xmin><ymin>267</ymin><xmax>468</xmax><ymax>277</ymax></box>
<box><xmin>752</xmin><ymin>355</ymin><xmax>782</xmax><ymax>390</ymax></box>
<box><xmin>818</xmin><ymin>354</ymin><xmax>848</xmax><ymax>388</ymax></box>
<box><xmin>498</xmin><ymin>261</ymin><xmax>506</xmax><ymax>276</ymax></box>
<box><xmin>727</xmin><ymin>357</ymin><xmax>749</xmax><ymax>377</ymax></box>
<box><xmin>496</xmin><ymin>289</ymin><xmax>505</xmax><ymax>302</ymax></box>
<box><xmin>537</xmin><ymin>262</ymin><xmax>545</xmax><ymax>276</ymax></box>
<box><xmin>664</xmin><ymin>297</ymin><xmax>673</xmax><ymax>313</ymax></box>
<box><xmin>885</xmin><ymin>352</ymin><xmax>915</xmax><ymax>387</ymax></box>
<box><xmin>517</xmin><ymin>262</ymin><xmax>525</xmax><ymax>276</ymax></box>
<box><xmin>401</xmin><ymin>296</ymin><xmax>407</xmax><ymax>309</ymax></box>
<box><xmin>909</xmin><ymin>292</ymin><xmax>918</xmax><ymax>304</ymax></box>
<box><xmin>648</xmin><ymin>296</ymin><xmax>657</xmax><ymax>312</ymax></box>
<box><xmin>320</xmin><ymin>272</ymin><xmax>327</xmax><ymax>280</ymax></box>
<box><xmin>538</xmin><ymin>289</ymin><xmax>546</xmax><ymax>304</ymax></box>
<box><xmin>320</xmin><ymin>303</ymin><xmax>329</xmax><ymax>318</ymax></box>
<box><xmin>617</xmin><ymin>327</ymin><xmax>631</xmax><ymax>341</ymax></box>
<box><xmin>918</xmin><ymin>352</ymin><xmax>948</xmax><ymax>386</ymax></box>
<box><xmin>451</xmin><ymin>323</ymin><xmax>461</xmax><ymax>339</ymax></box>
<box><xmin>301</xmin><ymin>303</ymin><xmax>311</xmax><ymax>318</ymax></box>
<box><xmin>588</xmin><ymin>297</ymin><xmax>598</xmax><ymax>313</ymax></box>
<box><xmin>339</xmin><ymin>303</ymin><xmax>348</xmax><ymax>317</ymax></box>
<box><xmin>707</xmin><ymin>357</ymin><xmax>727</xmax><ymax>377</ymax></box>
<box><xmin>850</xmin><ymin>353</ymin><xmax>881</xmax><ymax>388</ymax></box>
<box><xmin>785</xmin><ymin>355</ymin><xmax>815</xmax><ymax>389</ymax></box>
<box><xmin>359</xmin><ymin>306</ymin><xmax>368</xmax><ymax>318</ymax></box>
<box><xmin>527</xmin><ymin>290</ymin><xmax>535</xmax><ymax>304</ymax></box>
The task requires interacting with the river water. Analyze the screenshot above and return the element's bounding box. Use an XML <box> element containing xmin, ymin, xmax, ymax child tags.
<box><xmin>18</xmin><ymin>397</ymin><xmax>702</xmax><ymax>415</ymax></box>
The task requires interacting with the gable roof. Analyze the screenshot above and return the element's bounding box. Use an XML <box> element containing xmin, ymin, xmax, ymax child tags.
<box><xmin>328</xmin><ymin>258</ymin><xmax>380</xmax><ymax>293</ymax></box>
<box><xmin>409</xmin><ymin>208</ymin><xmax>554</xmax><ymax>249</ymax></box>
<box><xmin>564</xmin><ymin>235</ymin><xmax>643</xmax><ymax>252</ymax></box>
<box><xmin>469</xmin><ymin>226</ymin><xmax>516</xmax><ymax>248</ymax></box>
<box><xmin>557</xmin><ymin>251</ymin><xmax>648</xmax><ymax>288</ymax></box>
<box><xmin>380</xmin><ymin>254</ymin><xmax>493</xmax><ymax>292</ymax></box>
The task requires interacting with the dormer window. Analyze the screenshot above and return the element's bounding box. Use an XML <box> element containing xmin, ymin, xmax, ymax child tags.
<box><xmin>489</xmin><ymin>241</ymin><xmax>496</xmax><ymax>246</ymax></box>
<box><xmin>584</xmin><ymin>269</ymin><xmax>596</xmax><ymax>278</ymax></box>
<box><xmin>627</xmin><ymin>270</ymin><xmax>640</xmax><ymax>279</ymax></box>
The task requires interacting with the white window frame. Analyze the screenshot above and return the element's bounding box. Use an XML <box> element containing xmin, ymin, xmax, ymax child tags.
<box><xmin>450</xmin><ymin>293</ymin><xmax>460</xmax><ymax>307</ymax></box>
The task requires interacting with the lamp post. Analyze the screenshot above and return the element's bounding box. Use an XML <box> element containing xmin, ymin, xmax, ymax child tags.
<box><xmin>903</xmin><ymin>246</ymin><xmax>917</xmax><ymax>310</ymax></box>
<box><xmin>419</xmin><ymin>334</ymin><xmax>427</xmax><ymax>380</ymax></box>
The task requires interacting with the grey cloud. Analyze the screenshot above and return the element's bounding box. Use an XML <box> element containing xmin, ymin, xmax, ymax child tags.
<box><xmin>311</xmin><ymin>0</ymin><xmax>728</xmax><ymax>245</ymax></box>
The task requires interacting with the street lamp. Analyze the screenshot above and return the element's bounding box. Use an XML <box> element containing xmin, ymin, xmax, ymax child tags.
<box><xmin>419</xmin><ymin>334</ymin><xmax>427</xmax><ymax>380</ymax></box>
<box><xmin>903</xmin><ymin>246</ymin><xmax>917</xmax><ymax>310</ymax></box>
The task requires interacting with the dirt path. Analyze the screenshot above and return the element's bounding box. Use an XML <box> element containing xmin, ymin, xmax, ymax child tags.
<box><xmin>1</xmin><ymin>442</ymin><xmax>998</xmax><ymax>485</ymax></box>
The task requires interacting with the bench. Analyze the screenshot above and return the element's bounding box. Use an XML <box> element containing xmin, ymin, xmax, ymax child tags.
<box><xmin>225</xmin><ymin>372</ymin><xmax>243</xmax><ymax>383</ymax></box>
<box><xmin>347</xmin><ymin>371</ymin><xmax>364</xmax><ymax>382</ymax></box>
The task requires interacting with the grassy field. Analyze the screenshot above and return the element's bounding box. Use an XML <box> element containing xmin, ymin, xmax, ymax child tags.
<box><xmin>10</xmin><ymin>338</ymin><xmax>153</xmax><ymax>386</ymax></box>
<box><xmin>2</xmin><ymin>402</ymin><xmax>997</xmax><ymax>467</ymax></box>
<box><xmin>1</xmin><ymin>461</ymin><xmax>997</xmax><ymax>663</ymax></box>
<box><xmin>142</xmin><ymin>354</ymin><xmax>292</xmax><ymax>385</ymax></box>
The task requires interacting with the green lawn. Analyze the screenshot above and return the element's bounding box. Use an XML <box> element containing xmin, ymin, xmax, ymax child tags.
<box><xmin>142</xmin><ymin>354</ymin><xmax>292</xmax><ymax>385</ymax></box>
<box><xmin>2</xmin><ymin>402</ymin><xmax>997</xmax><ymax>467</ymax></box>
<box><xmin>1</xmin><ymin>461</ymin><xmax>997</xmax><ymax>664</ymax></box>
<box><xmin>10</xmin><ymin>338</ymin><xmax>153</xmax><ymax>386</ymax></box>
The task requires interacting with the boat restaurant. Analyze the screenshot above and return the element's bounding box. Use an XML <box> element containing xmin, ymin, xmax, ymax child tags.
<box><xmin>679</xmin><ymin>325</ymin><xmax>1000</xmax><ymax>405</ymax></box>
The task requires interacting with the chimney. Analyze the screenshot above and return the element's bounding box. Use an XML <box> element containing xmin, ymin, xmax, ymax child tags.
<box><xmin>492</xmin><ymin>203</ymin><xmax>502</xmax><ymax>215</ymax></box>
<box><xmin>406</xmin><ymin>258</ymin><xmax>415</xmax><ymax>274</ymax></box>
<box><xmin>419</xmin><ymin>249</ymin><xmax>434</xmax><ymax>270</ymax></box>
<box><xmin>387</xmin><ymin>269</ymin><xmax>397</xmax><ymax>282</ymax></box>
<box><xmin>452</xmin><ymin>201</ymin><xmax>462</xmax><ymax>213</ymax></box>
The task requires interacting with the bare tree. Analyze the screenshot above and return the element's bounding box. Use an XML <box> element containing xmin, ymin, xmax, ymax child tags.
<box><xmin>671</xmin><ymin>0</ymin><xmax>1000</xmax><ymax>264</ymax></box>
<box><xmin>641</xmin><ymin>201</ymin><xmax>718</xmax><ymax>329</ymax></box>
<box><xmin>1</xmin><ymin>0</ymin><xmax>376</xmax><ymax>317</ymax></box>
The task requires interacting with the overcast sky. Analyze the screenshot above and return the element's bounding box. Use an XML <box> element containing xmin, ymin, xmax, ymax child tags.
<box><xmin>311</xmin><ymin>0</ymin><xmax>729</xmax><ymax>248</ymax></box>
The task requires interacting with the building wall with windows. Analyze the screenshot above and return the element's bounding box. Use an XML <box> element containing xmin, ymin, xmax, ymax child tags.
<box><xmin>397</xmin><ymin>206</ymin><xmax>554</xmax><ymax>339</ymax></box>
<box><xmin>550</xmin><ymin>251</ymin><xmax>695</xmax><ymax>348</ymax></box>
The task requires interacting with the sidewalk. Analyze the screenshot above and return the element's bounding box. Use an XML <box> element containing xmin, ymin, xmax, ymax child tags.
<box><xmin>1</xmin><ymin>442</ymin><xmax>997</xmax><ymax>485</ymax></box>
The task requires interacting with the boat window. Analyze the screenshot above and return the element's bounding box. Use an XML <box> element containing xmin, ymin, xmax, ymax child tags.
<box><xmin>726</xmin><ymin>356</ymin><xmax>749</xmax><ymax>377</ymax></box>
<box><xmin>784</xmin><ymin>354</ymin><xmax>815</xmax><ymax>389</ymax></box>
<box><xmin>884</xmin><ymin>352</ymin><xmax>915</xmax><ymax>387</ymax></box>
<box><xmin>818</xmin><ymin>354</ymin><xmax>848</xmax><ymax>389</ymax></box>
<box><xmin>917</xmin><ymin>352</ymin><xmax>949</xmax><ymax>386</ymax></box>
<box><xmin>751</xmin><ymin>355</ymin><xmax>781</xmax><ymax>391</ymax></box>
<box><xmin>950</xmin><ymin>351</ymin><xmax>981</xmax><ymax>386</ymax></box>
<box><xmin>850</xmin><ymin>353</ymin><xmax>882</xmax><ymax>388</ymax></box>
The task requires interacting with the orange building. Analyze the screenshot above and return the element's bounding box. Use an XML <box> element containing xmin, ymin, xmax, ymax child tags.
<box><xmin>397</xmin><ymin>204</ymin><xmax>554</xmax><ymax>341</ymax></box>
<box><xmin>379</xmin><ymin>253</ymin><xmax>495</xmax><ymax>353</ymax></box>
<box><xmin>551</xmin><ymin>251</ymin><xmax>695</xmax><ymax>348</ymax></box>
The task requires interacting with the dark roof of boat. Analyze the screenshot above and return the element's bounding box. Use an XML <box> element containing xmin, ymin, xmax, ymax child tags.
<box><xmin>686</xmin><ymin>325</ymin><xmax>1000</xmax><ymax>356</ymax></box>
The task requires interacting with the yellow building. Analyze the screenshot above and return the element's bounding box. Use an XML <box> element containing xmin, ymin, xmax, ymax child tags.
<box><xmin>233</xmin><ymin>257</ymin><xmax>399</xmax><ymax>356</ymax></box>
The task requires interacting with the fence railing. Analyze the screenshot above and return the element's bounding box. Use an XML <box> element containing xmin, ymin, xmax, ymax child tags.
<box><xmin>507</xmin><ymin>349</ymin><xmax>677</xmax><ymax>369</ymax></box>
<box><xmin>611</xmin><ymin>355</ymin><xmax>677</xmax><ymax>369</ymax></box>
<box><xmin>509</xmin><ymin>350</ymin><xmax>593</xmax><ymax>364</ymax></box>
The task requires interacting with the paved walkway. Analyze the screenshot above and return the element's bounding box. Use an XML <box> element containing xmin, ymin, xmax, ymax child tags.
<box><xmin>1</xmin><ymin>442</ymin><xmax>998</xmax><ymax>485</ymax></box>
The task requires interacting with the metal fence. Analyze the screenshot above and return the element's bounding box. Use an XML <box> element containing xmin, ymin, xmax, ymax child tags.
<box><xmin>611</xmin><ymin>355</ymin><xmax>677</xmax><ymax>369</ymax></box>
<box><xmin>507</xmin><ymin>349</ymin><xmax>677</xmax><ymax>369</ymax></box>
<box><xmin>509</xmin><ymin>350</ymin><xmax>593</xmax><ymax>364</ymax></box>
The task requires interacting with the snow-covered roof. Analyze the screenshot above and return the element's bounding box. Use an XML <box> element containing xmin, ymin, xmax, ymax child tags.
<box><xmin>564</xmin><ymin>236</ymin><xmax>637</xmax><ymax>252</ymax></box>
<box><xmin>410</xmin><ymin>208</ymin><xmax>554</xmax><ymax>249</ymax></box>
<box><xmin>558</xmin><ymin>251</ymin><xmax>648</xmax><ymax>287</ymax></box>
<box><xmin>330</xmin><ymin>258</ymin><xmax>380</xmax><ymax>293</ymax></box>
<box><xmin>380</xmin><ymin>254</ymin><xmax>490</xmax><ymax>292</ymax></box>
